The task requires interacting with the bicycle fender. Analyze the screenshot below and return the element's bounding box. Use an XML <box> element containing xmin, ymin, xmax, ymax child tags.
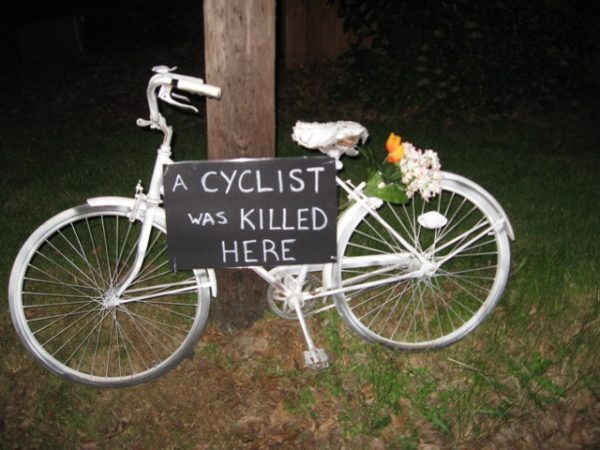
<box><xmin>440</xmin><ymin>172</ymin><xmax>515</xmax><ymax>240</ymax></box>
<box><xmin>86</xmin><ymin>196</ymin><xmax>144</xmax><ymax>210</ymax></box>
<box><xmin>85</xmin><ymin>196</ymin><xmax>218</xmax><ymax>296</ymax></box>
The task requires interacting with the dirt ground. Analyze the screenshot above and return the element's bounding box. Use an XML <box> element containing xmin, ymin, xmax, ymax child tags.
<box><xmin>2</xmin><ymin>310</ymin><xmax>600</xmax><ymax>449</ymax></box>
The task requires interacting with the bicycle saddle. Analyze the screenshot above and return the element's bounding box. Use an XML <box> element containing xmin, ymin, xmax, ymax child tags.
<box><xmin>292</xmin><ymin>121</ymin><xmax>368</xmax><ymax>169</ymax></box>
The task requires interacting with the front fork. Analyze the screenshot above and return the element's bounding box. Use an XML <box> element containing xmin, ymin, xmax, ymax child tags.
<box><xmin>114</xmin><ymin>142</ymin><xmax>173</xmax><ymax>298</ymax></box>
<box><xmin>113</xmin><ymin>203</ymin><xmax>158</xmax><ymax>298</ymax></box>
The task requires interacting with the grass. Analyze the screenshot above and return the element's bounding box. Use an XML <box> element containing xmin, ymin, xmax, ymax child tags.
<box><xmin>1</xmin><ymin>55</ymin><xmax>599</xmax><ymax>448</ymax></box>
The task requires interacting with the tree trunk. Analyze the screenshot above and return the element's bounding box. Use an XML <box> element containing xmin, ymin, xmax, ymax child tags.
<box><xmin>203</xmin><ymin>0</ymin><xmax>276</xmax><ymax>328</ymax></box>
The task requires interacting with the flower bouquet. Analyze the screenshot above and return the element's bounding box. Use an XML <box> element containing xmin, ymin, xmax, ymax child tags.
<box><xmin>364</xmin><ymin>133</ymin><xmax>442</xmax><ymax>203</ymax></box>
<box><xmin>290</xmin><ymin>121</ymin><xmax>442</xmax><ymax>204</ymax></box>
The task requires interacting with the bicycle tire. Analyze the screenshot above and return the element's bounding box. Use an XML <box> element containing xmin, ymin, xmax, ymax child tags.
<box><xmin>8</xmin><ymin>204</ymin><xmax>210</xmax><ymax>387</ymax></box>
<box><xmin>332</xmin><ymin>173</ymin><xmax>511</xmax><ymax>349</ymax></box>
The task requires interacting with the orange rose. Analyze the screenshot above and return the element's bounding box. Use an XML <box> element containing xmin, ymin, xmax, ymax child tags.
<box><xmin>387</xmin><ymin>147</ymin><xmax>405</xmax><ymax>163</ymax></box>
<box><xmin>385</xmin><ymin>132</ymin><xmax>401</xmax><ymax>153</ymax></box>
<box><xmin>385</xmin><ymin>132</ymin><xmax>404</xmax><ymax>163</ymax></box>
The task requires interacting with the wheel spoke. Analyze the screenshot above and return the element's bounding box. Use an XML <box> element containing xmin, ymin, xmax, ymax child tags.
<box><xmin>334</xmin><ymin>175</ymin><xmax>510</xmax><ymax>349</ymax></box>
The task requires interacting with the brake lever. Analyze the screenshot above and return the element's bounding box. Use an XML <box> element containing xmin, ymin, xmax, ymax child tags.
<box><xmin>158</xmin><ymin>85</ymin><xmax>199</xmax><ymax>113</ymax></box>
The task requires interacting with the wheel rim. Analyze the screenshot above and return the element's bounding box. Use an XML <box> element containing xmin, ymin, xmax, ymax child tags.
<box><xmin>10</xmin><ymin>205</ymin><xmax>207</xmax><ymax>386</ymax></box>
<box><xmin>335</xmin><ymin>183</ymin><xmax>510</xmax><ymax>349</ymax></box>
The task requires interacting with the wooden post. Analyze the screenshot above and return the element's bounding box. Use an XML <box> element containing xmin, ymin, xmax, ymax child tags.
<box><xmin>203</xmin><ymin>0</ymin><xmax>276</xmax><ymax>327</ymax></box>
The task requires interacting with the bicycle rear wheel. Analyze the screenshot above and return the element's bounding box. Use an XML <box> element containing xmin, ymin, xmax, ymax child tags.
<box><xmin>333</xmin><ymin>175</ymin><xmax>511</xmax><ymax>349</ymax></box>
<box><xmin>9</xmin><ymin>204</ymin><xmax>210</xmax><ymax>387</ymax></box>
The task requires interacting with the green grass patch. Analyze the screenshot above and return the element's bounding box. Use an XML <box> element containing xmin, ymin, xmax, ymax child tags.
<box><xmin>1</xmin><ymin>63</ymin><xmax>599</xmax><ymax>447</ymax></box>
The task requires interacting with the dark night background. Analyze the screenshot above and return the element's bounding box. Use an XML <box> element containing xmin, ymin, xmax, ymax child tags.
<box><xmin>2</xmin><ymin>0</ymin><xmax>204</xmax><ymax>61</ymax></box>
<box><xmin>1</xmin><ymin>0</ymin><xmax>599</xmax><ymax>117</ymax></box>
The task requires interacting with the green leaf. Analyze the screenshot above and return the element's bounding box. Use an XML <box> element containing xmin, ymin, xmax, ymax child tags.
<box><xmin>364</xmin><ymin>172</ymin><xmax>409</xmax><ymax>204</ymax></box>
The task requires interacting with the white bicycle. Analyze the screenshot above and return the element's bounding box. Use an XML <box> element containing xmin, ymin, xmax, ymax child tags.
<box><xmin>8</xmin><ymin>67</ymin><xmax>514</xmax><ymax>387</ymax></box>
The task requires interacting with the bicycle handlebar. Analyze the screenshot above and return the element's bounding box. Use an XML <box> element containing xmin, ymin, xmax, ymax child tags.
<box><xmin>144</xmin><ymin>66</ymin><xmax>221</xmax><ymax>127</ymax></box>
<box><xmin>175</xmin><ymin>75</ymin><xmax>222</xmax><ymax>99</ymax></box>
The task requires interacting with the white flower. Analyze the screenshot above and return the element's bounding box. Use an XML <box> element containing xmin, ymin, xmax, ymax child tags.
<box><xmin>399</xmin><ymin>143</ymin><xmax>442</xmax><ymax>201</ymax></box>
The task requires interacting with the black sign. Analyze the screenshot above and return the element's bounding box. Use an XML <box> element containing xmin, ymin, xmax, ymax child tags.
<box><xmin>163</xmin><ymin>157</ymin><xmax>337</xmax><ymax>270</ymax></box>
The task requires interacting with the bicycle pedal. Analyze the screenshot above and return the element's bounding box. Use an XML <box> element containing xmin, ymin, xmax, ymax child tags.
<box><xmin>304</xmin><ymin>348</ymin><xmax>329</xmax><ymax>371</ymax></box>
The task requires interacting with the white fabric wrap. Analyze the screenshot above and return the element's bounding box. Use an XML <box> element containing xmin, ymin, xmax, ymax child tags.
<box><xmin>291</xmin><ymin>121</ymin><xmax>369</xmax><ymax>158</ymax></box>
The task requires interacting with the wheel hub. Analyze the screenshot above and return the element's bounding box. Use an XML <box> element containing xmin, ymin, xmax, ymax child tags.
<box><xmin>102</xmin><ymin>290</ymin><xmax>120</xmax><ymax>309</ymax></box>
<box><xmin>420</xmin><ymin>261</ymin><xmax>438</xmax><ymax>278</ymax></box>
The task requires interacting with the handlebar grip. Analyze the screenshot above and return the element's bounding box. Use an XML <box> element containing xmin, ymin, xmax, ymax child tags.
<box><xmin>176</xmin><ymin>78</ymin><xmax>222</xmax><ymax>99</ymax></box>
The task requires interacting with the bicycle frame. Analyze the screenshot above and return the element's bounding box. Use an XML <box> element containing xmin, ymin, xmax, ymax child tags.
<box><xmin>101</xmin><ymin>69</ymin><xmax>426</xmax><ymax>302</ymax></box>
<box><xmin>87</xmin><ymin>67</ymin><xmax>513</xmax><ymax>369</ymax></box>
<box><xmin>97</xmin><ymin>67</ymin><xmax>514</xmax><ymax>315</ymax></box>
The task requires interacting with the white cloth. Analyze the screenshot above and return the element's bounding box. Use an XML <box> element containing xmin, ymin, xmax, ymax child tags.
<box><xmin>291</xmin><ymin>121</ymin><xmax>368</xmax><ymax>157</ymax></box>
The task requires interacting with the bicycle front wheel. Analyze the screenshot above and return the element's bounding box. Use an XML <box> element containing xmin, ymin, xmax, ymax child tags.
<box><xmin>8</xmin><ymin>204</ymin><xmax>210</xmax><ymax>387</ymax></box>
<box><xmin>333</xmin><ymin>176</ymin><xmax>511</xmax><ymax>350</ymax></box>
